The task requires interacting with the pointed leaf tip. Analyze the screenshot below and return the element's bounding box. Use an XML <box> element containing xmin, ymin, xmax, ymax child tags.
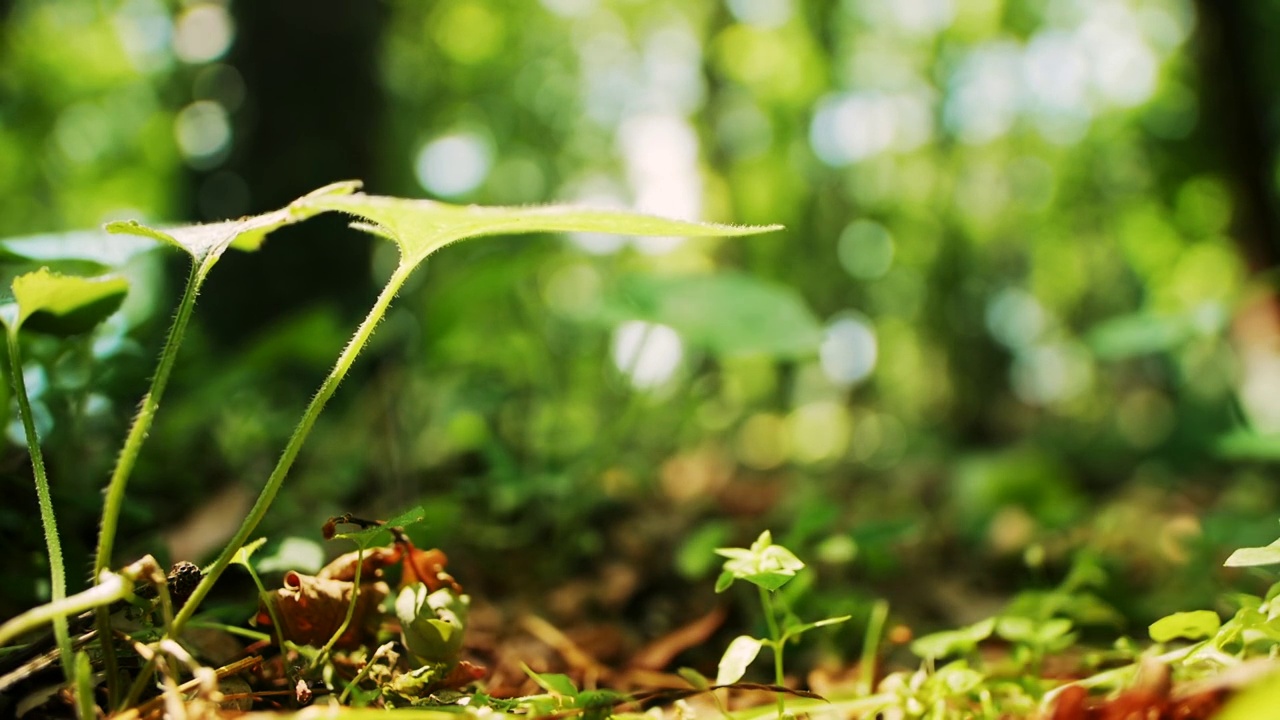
<box><xmin>300</xmin><ymin>180</ymin><xmax>363</xmax><ymax>199</ymax></box>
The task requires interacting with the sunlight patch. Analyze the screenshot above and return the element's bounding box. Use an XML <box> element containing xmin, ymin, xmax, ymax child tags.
<box><xmin>611</xmin><ymin>320</ymin><xmax>683</xmax><ymax>389</ymax></box>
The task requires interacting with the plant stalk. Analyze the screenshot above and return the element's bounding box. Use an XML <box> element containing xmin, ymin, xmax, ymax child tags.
<box><xmin>95</xmin><ymin>260</ymin><xmax>205</xmax><ymax>575</ymax></box>
<box><xmin>758</xmin><ymin>585</ymin><xmax>786</xmax><ymax>718</ymax></box>
<box><xmin>168</xmin><ymin>260</ymin><xmax>416</xmax><ymax>637</ymax></box>
<box><xmin>312</xmin><ymin>544</ymin><xmax>365</xmax><ymax>670</ymax></box>
<box><xmin>92</xmin><ymin>259</ymin><xmax>207</xmax><ymax>705</ymax></box>
<box><xmin>858</xmin><ymin>599</ymin><xmax>889</xmax><ymax>696</ymax></box>
<box><xmin>5</xmin><ymin>329</ymin><xmax>76</xmax><ymax>688</ymax></box>
<box><xmin>122</xmin><ymin>258</ymin><xmax>414</xmax><ymax>710</ymax></box>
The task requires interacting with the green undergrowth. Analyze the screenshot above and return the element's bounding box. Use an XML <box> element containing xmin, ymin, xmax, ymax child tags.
<box><xmin>0</xmin><ymin>182</ymin><xmax>783</xmax><ymax>717</ymax></box>
<box><xmin>2</xmin><ymin>183</ymin><xmax>1280</xmax><ymax>719</ymax></box>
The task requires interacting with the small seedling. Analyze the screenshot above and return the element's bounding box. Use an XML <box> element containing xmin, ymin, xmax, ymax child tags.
<box><xmin>714</xmin><ymin>530</ymin><xmax>851</xmax><ymax>718</ymax></box>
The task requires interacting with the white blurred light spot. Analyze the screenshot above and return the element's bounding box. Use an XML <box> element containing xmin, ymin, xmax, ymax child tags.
<box><xmin>1011</xmin><ymin>342</ymin><xmax>1094</xmax><ymax>405</ymax></box>
<box><xmin>415</xmin><ymin>132</ymin><xmax>492</xmax><ymax>198</ymax></box>
<box><xmin>885</xmin><ymin>0</ymin><xmax>954</xmax><ymax>37</ymax></box>
<box><xmin>1024</xmin><ymin>30</ymin><xmax>1091</xmax><ymax>116</ymax></box>
<box><xmin>1081</xmin><ymin>5</ymin><xmax>1158</xmax><ymax>107</ymax></box>
<box><xmin>113</xmin><ymin>0</ymin><xmax>174</xmax><ymax>71</ymax></box>
<box><xmin>943</xmin><ymin>42</ymin><xmax>1021</xmax><ymax>144</ymax></box>
<box><xmin>174</xmin><ymin>100</ymin><xmax>231</xmax><ymax>164</ymax></box>
<box><xmin>820</xmin><ymin>316</ymin><xmax>878</xmax><ymax>386</ymax></box>
<box><xmin>539</xmin><ymin>0</ymin><xmax>597</xmax><ymax>17</ymax></box>
<box><xmin>810</xmin><ymin>92</ymin><xmax>896</xmax><ymax>166</ymax></box>
<box><xmin>619</xmin><ymin>113</ymin><xmax>701</xmax><ymax>254</ymax></box>
<box><xmin>173</xmin><ymin>3</ymin><xmax>234</xmax><ymax>63</ymax></box>
<box><xmin>985</xmin><ymin>288</ymin><xmax>1047</xmax><ymax>350</ymax></box>
<box><xmin>727</xmin><ymin>0</ymin><xmax>794</xmax><ymax>28</ymax></box>
<box><xmin>620</xmin><ymin>113</ymin><xmax>700</xmax><ymax>215</ymax></box>
<box><xmin>612</xmin><ymin>321</ymin><xmax>683</xmax><ymax>389</ymax></box>
<box><xmin>641</xmin><ymin>25</ymin><xmax>705</xmax><ymax>115</ymax></box>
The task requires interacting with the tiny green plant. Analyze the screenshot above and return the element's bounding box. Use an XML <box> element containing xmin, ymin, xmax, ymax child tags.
<box><xmin>713</xmin><ymin>530</ymin><xmax>851</xmax><ymax>718</ymax></box>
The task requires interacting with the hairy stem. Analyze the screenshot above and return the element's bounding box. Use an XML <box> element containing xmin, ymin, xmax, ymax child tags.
<box><xmin>96</xmin><ymin>260</ymin><xmax>205</xmax><ymax>575</ymax></box>
<box><xmin>6</xmin><ymin>329</ymin><xmax>75</xmax><ymax>687</ymax></box>
<box><xmin>168</xmin><ymin>260</ymin><xmax>415</xmax><ymax>637</ymax></box>
<box><xmin>93</xmin><ymin>259</ymin><xmax>207</xmax><ymax>705</ymax></box>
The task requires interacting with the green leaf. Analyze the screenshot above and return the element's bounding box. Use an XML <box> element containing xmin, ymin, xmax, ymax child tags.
<box><xmin>299</xmin><ymin>192</ymin><xmax>782</xmax><ymax>269</ymax></box>
<box><xmin>595</xmin><ymin>272</ymin><xmax>822</xmax><ymax>358</ymax></box>
<box><xmin>333</xmin><ymin>505</ymin><xmax>428</xmax><ymax>548</ymax></box>
<box><xmin>716</xmin><ymin>635</ymin><xmax>763</xmax><ymax>685</ymax></box>
<box><xmin>716</xmin><ymin>531</ymin><xmax>806</xmax><ymax>592</ymax></box>
<box><xmin>1225</xmin><ymin>540</ymin><xmax>1280</xmax><ymax>568</ymax></box>
<box><xmin>105</xmin><ymin>180</ymin><xmax>358</xmax><ymax>264</ymax></box>
<box><xmin>1086</xmin><ymin>304</ymin><xmax>1224</xmax><ymax>360</ymax></box>
<box><xmin>230</xmin><ymin>537</ymin><xmax>269</xmax><ymax>568</ymax></box>
<box><xmin>1149</xmin><ymin>610</ymin><xmax>1221</xmax><ymax>643</ymax></box>
<box><xmin>996</xmin><ymin>617</ymin><xmax>1073</xmax><ymax>646</ymax></box>
<box><xmin>1217</xmin><ymin>669</ymin><xmax>1280</xmax><ymax>720</ymax></box>
<box><xmin>678</xmin><ymin>667</ymin><xmax>712</xmax><ymax>690</ymax></box>
<box><xmin>395</xmin><ymin>584</ymin><xmax>469</xmax><ymax>667</ymax></box>
<box><xmin>910</xmin><ymin>618</ymin><xmax>996</xmax><ymax>661</ymax></box>
<box><xmin>522</xmin><ymin>666</ymin><xmax>579</xmax><ymax>698</ymax></box>
<box><xmin>932</xmin><ymin>661</ymin><xmax>985</xmax><ymax>695</ymax></box>
<box><xmin>783</xmin><ymin>614</ymin><xmax>852</xmax><ymax>641</ymax></box>
<box><xmin>1216</xmin><ymin>431</ymin><xmax>1280</xmax><ymax>462</ymax></box>
<box><xmin>1</xmin><ymin>268</ymin><xmax>128</xmax><ymax>336</ymax></box>
<box><xmin>714</xmin><ymin>570</ymin><xmax>735</xmax><ymax>594</ymax></box>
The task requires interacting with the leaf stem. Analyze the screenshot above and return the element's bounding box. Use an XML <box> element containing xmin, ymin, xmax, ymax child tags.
<box><xmin>312</xmin><ymin>544</ymin><xmax>365</xmax><ymax>670</ymax></box>
<box><xmin>168</xmin><ymin>260</ymin><xmax>416</xmax><ymax>637</ymax></box>
<box><xmin>96</xmin><ymin>259</ymin><xmax>205</xmax><ymax>575</ymax></box>
<box><xmin>5</xmin><ymin>329</ymin><xmax>75</xmax><ymax>688</ymax></box>
<box><xmin>92</xmin><ymin>258</ymin><xmax>207</xmax><ymax>705</ymax></box>
<box><xmin>758</xmin><ymin>585</ymin><xmax>786</xmax><ymax>718</ymax></box>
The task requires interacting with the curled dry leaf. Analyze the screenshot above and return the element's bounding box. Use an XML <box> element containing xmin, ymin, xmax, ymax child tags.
<box><xmin>257</xmin><ymin>571</ymin><xmax>389</xmax><ymax>648</ymax></box>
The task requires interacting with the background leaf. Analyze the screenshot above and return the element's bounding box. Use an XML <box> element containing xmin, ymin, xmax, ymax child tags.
<box><xmin>593</xmin><ymin>272</ymin><xmax>823</xmax><ymax>358</ymax></box>
<box><xmin>5</xmin><ymin>268</ymin><xmax>127</xmax><ymax>336</ymax></box>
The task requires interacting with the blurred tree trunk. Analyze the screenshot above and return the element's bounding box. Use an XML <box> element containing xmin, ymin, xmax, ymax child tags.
<box><xmin>1196</xmin><ymin>0</ymin><xmax>1280</xmax><ymax>433</ymax></box>
<box><xmin>192</xmin><ymin>0</ymin><xmax>387</xmax><ymax>344</ymax></box>
<box><xmin>1194</xmin><ymin>0</ymin><xmax>1280</xmax><ymax>273</ymax></box>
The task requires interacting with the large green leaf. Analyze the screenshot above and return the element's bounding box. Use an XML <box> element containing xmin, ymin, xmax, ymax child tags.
<box><xmin>597</xmin><ymin>271</ymin><xmax>823</xmax><ymax>358</ymax></box>
<box><xmin>104</xmin><ymin>180</ymin><xmax>359</xmax><ymax>264</ymax></box>
<box><xmin>0</xmin><ymin>268</ymin><xmax>128</xmax><ymax>336</ymax></box>
<box><xmin>299</xmin><ymin>192</ymin><xmax>782</xmax><ymax>268</ymax></box>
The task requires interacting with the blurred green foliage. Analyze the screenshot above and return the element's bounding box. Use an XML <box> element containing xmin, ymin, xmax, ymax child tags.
<box><xmin>3</xmin><ymin>0</ymin><xmax>1280</xmax><ymax>662</ymax></box>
